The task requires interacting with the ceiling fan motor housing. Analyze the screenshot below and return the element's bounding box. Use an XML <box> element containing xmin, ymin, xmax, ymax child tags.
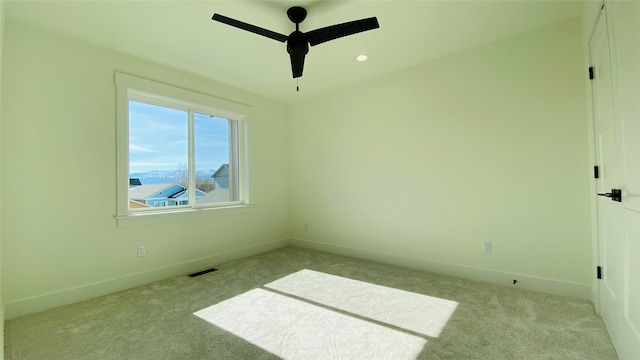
<box><xmin>287</xmin><ymin>31</ymin><xmax>309</xmax><ymax>55</ymax></box>
<box><xmin>287</xmin><ymin>31</ymin><xmax>309</xmax><ymax>78</ymax></box>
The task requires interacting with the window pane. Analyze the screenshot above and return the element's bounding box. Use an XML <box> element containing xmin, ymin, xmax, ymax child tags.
<box><xmin>194</xmin><ymin>113</ymin><xmax>234</xmax><ymax>204</ymax></box>
<box><xmin>128</xmin><ymin>100</ymin><xmax>188</xmax><ymax>209</ymax></box>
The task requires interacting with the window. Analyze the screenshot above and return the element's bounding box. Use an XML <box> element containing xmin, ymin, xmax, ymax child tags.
<box><xmin>115</xmin><ymin>73</ymin><xmax>251</xmax><ymax>226</ymax></box>
<box><xmin>154</xmin><ymin>201</ymin><xmax>168</xmax><ymax>207</ymax></box>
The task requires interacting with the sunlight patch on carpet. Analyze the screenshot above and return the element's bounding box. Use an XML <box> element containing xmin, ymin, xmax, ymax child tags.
<box><xmin>194</xmin><ymin>288</ymin><xmax>427</xmax><ymax>360</ymax></box>
<box><xmin>265</xmin><ymin>269</ymin><xmax>458</xmax><ymax>338</ymax></box>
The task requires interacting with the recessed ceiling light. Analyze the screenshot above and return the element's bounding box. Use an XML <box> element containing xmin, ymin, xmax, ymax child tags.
<box><xmin>356</xmin><ymin>54</ymin><xmax>369</xmax><ymax>62</ymax></box>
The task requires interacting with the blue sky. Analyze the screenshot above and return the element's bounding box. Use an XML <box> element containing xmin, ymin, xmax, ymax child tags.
<box><xmin>128</xmin><ymin>100</ymin><xmax>229</xmax><ymax>173</ymax></box>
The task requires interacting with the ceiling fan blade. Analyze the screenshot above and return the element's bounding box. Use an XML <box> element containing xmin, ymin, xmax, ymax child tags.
<box><xmin>212</xmin><ymin>13</ymin><xmax>288</xmax><ymax>43</ymax></box>
<box><xmin>290</xmin><ymin>52</ymin><xmax>306</xmax><ymax>79</ymax></box>
<box><xmin>307</xmin><ymin>17</ymin><xmax>379</xmax><ymax>46</ymax></box>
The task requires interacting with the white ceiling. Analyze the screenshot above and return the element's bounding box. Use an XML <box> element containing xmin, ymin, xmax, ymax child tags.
<box><xmin>4</xmin><ymin>0</ymin><xmax>586</xmax><ymax>104</ymax></box>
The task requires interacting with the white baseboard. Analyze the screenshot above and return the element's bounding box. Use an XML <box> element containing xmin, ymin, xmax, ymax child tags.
<box><xmin>4</xmin><ymin>239</ymin><xmax>289</xmax><ymax>320</ymax></box>
<box><xmin>289</xmin><ymin>238</ymin><xmax>592</xmax><ymax>301</ymax></box>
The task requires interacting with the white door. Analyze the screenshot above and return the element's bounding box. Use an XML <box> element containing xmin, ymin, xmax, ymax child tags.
<box><xmin>590</xmin><ymin>2</ymin><xmax>640</xmax><ymax>359</ymax></box>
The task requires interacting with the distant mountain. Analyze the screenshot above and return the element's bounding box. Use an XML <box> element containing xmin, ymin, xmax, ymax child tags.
<box><xmin>130</xmin><ymin>169</ymin><xmax>216</xmax><ymax>185</ymax></box>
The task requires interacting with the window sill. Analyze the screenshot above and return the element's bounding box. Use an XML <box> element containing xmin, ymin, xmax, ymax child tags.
<box><xmin>114</xmin><ymin>204</ymin><xmax>256</xmax><ymax>227</ymax></box>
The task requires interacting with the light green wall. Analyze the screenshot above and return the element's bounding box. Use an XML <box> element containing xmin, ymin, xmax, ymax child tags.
<box><xmin>289</xmin><ymin>18</ymin><xmax>592</xmax><ymax>286</ymax></box>
<box><xmin>0</xmin><ymin>22</ymin><xmax>290</xmax><ymax>316</ymax></box>
<box><xmin>0</xmin><ymin>1</ymin><xmax>5</xmax><ymax>357</ymax></box>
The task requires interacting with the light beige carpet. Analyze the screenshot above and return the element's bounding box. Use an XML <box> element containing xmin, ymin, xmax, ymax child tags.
<box><xmin>4</xmin><ymin>246</ymin><xmax>619</xmax><ymax>360</ymax></box>
<box><xmin>195</xmin><ymin>288</ymin><xmax>427</xmax><ymax>360</ymax></box>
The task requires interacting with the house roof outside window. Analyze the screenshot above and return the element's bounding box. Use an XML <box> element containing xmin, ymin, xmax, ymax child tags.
<box><xmin>129</xmin><ymin>184</ymin><xmax>185</xmax><ymax>201</ymax></box>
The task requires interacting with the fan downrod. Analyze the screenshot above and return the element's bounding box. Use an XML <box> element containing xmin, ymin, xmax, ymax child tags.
<box><xmin>287</xmin><ymin>6</ymin><xmax>307</xmax><ymax>24</ymax></box>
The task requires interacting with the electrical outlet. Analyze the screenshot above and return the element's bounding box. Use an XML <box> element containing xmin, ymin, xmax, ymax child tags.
<box><xmin>137</xmin><ymin>245</ymin><xmax>146</xmax><ymax>257</ymax></box>
<box><xmin>482</xmin><ymin>241</ymin><xmax>492</xmax><ymax>254</ymax></box>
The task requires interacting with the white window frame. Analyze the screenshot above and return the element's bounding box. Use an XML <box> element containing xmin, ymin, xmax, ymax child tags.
<box><xmin>115</xmin><ymin>73</ymin><xmax>253</xmax><ymax>227</ymax></box>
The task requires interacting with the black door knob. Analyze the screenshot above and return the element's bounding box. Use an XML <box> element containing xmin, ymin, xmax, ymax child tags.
<box><xmin>597</xmin><ymin>189</ymin><xmax>622</xmax><ymax>202</ymax></box>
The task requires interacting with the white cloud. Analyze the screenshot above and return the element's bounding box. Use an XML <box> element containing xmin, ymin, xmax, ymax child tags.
<box><xmin>129</xmin><ymin>144</ymin><xmax>156</xmax><ymax>153</ymax></box>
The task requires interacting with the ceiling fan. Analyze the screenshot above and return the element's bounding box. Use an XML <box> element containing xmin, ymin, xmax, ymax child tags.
<box><xmin>212</xmin><ymin>6</ymin><xmax>379</xmax><ymax>80</ymax></box>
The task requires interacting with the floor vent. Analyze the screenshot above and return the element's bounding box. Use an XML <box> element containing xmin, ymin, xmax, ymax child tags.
<box><xmin>187</xmin><ymin>267</ymin><xmax>218</xmax><ymax>278</ymax></box>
